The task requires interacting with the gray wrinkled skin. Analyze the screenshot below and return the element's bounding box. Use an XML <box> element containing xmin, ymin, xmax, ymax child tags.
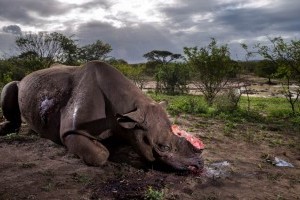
<box><xmin>1</xmin><ymin>61</ymin><xmax>203</xmax><ymax>171</ymax></box>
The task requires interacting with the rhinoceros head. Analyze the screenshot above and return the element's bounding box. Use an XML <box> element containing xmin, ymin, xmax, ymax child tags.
<box><xmin>117</xmin><ymin>103</ymin><xmax>204</xmax><ymax>172</ymax></box>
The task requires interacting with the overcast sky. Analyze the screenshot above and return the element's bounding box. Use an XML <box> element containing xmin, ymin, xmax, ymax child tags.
<box><xmin>0</xmin><ymin>0</ymin><xmax>300</xmax><ymax>63</ymax></box>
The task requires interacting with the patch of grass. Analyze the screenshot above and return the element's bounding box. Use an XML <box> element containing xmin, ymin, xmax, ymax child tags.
<box><xmin>201</xmin><ymin>192</ymin><xmax>220</xmax><ymax>200</ymax></box>
<box><xmin>144</xmin><ymin>186</ymin><xmax>164</xmax><ymax>200</ymax></box>
<box><xmin>266</xmin><ymin>172</ymin><xmax>284</xmax><ymax>182</ymax></box>
<box><xmin>275</xmin><ymin>194</ymin><xmax>286</xmax><ymax>200</ymax></box>
<box><xmin>148</xmin><ymin>93</ymin><xmax>209</xmax><ymax>116</ymax></box>
<box><xmin>151</xmin><ymin>92</ymin><xmax>300</xmax><ymax>120</ymax></box>
<box><xmin>40</xmin><ymin>170</ymin><xmax>55</xmax><ymax>177</ymax></box>
<box><xmin>0</xmin><ymin>133</ymin><xmax>39</xmax><ymax>143</ymax></box>
<box><xmin>20</xmin><ymin>163</ymin><xmax>36</xmax><ymax>169</ymax></box>
<box><xmin>149</xmin><ymin>93</ymin><xmax>300</xmax><ymax>141</ymax></box>
<box><xmin>239</xmin><ymin>96</ymin><xmax>299</xmax><ymax>117</ymax></box>
<box><xmin>243</xmin><ymin>129</ymin><xmax>258</xmax><ymax>143</ymax></box>
<box><xmin>223</xmin><ymin>121</ymin><xmax>237</xmax><ymax>137</ymax></box>
<box><xmin>71</xmin><ymin>172</ymin><xmax>91</xmax><ymax>184</ymax></box>
<box><xmin>41</xmin><ymin>182</ymin><xmax>54</xmax><ymax>192</ymax></box>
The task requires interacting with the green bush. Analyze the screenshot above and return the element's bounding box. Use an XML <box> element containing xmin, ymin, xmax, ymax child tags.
<box><xmin>214</xmin><ymin>89</ymin><xmax>241</xmax><ymax>112</ymax></box>
<box><xmin>155</xmin><ymin>63</ymin><xmax>190</xmax><ymax>95</ymax></box>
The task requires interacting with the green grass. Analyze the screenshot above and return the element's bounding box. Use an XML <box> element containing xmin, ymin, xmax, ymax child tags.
<box><xmin>239</xmin><ymin>96</ymin><xmax>299</xmax><ymax>118</ymax></box>
<box><xmin>0</xmin><ymin>133</ymin><xmax>39</xmax><ymax>142</ymax></box>
<box><xmin>71</xmin><ymin>172</ymin><xmax>91</xmax><ymax>184</ymax></box>
<box><xmin>148</xmin><ymin>92</ymin><xmax>300</xmax><ymax>120</ymax></box>
<box><xmin>148</xmin><ymin>93</ymin><xmax>211</xmax><ymax>116</ymax></box>
<box><xmin>144</xmin><ymin>186</ymin><xmax>164</xmax><ymax>200</ymax></box>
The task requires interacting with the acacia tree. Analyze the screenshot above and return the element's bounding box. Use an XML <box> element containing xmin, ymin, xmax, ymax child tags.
<box><xmin>143</xmin><ymin>50</ymin><xmax>188</xmax><ymax>94</ymax></box>
<box><xmin>184</xmin><ymin>38</ymin><xmax>239</xmax><ymax>105</ymax></box>
<box><xmin>143</xmin><ymin>50</ymin><xmax>182</xmax><ymax>64</ymax></box>
<box><xmin>242</xmin><ymin>37</ymin><xmax>300</xmax><ymax>114</ymax></box>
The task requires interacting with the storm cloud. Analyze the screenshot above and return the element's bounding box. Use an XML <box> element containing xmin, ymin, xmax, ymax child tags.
<box><xmin>0</xmin><ymin>0</ymin><xmax>299</xmax><ymax>62</ymax></box>
<box><xmin>2</xmin><ymin>25</ymin><xmax>22</xmax><ymax>35</ymax></box>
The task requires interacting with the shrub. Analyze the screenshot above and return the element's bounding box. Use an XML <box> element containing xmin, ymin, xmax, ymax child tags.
<box><xmin>155</xmin><ymin>63</ymin><xmax>190</xmax><ymax>95</ymax></box>
<box><xmin>214</xmin><ymin>88</ymin><xmax>241</xmax><ymax>112</ymax></box>
<box><xmin>144</xmin><ymin>187</ymin><xmax>164</xmax><ymax>200</ymax></box>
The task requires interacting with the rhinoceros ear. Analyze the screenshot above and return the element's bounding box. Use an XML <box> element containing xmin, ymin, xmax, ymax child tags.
<box><xmin>117</xmin><ymin>109</ymin><xmax>145</xmax><ymax>129</ymax></box>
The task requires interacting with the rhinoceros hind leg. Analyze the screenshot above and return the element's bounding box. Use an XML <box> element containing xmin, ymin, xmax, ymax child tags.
<box><xmin>63</xmin><ymin>132</ymin><xmax>109</xmax><ymax>166</ymax></box>
<box><xmin>0</xmin><ymin>81</ymin><xmax>21</xmax><ymax>136</ymax></box>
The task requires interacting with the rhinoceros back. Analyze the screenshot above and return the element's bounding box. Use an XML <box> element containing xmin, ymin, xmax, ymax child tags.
<box><xmin>18</xmin><ymin>67</ymin><xmax>77</xmax><ymax>142</ymax></box>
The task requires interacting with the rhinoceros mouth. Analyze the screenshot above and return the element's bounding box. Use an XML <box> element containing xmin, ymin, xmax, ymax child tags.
<box><xmin>152</xmin><ymin>150</ymin><xmax>204</xmax><ymax>172</ymax></box>
<box><xmin>187</xmin><ymin>163</ymin><xmax>204</xmax><ymax>174</ymax></box>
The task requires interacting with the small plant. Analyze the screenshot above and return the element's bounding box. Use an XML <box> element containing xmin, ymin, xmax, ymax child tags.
<box><xmin>223</xmin><ymin>121</ymin><xmax>237</xmax><ymax>137</ymax></box>
<box><xmin>41</xmin><ymin>181</ymin><xmax>54</xmax><ymax>192</ymax></box>
<box><xmin>20</xmin><ymin>163</ymin><xmax>36</xmax><ymax>169</ymax></box>
<box><xmin>40</xmin><ymin>170</ymin><xmax>55</xmax><ymax>177</ymax></box>
<box><xmin>243</xmin><ymin>129</ymin><xmax>257</xmax><ymax>143</ymax></box>
<box><xmin>144</xmin><ymin>186</ymin><xmax>164</xmax><ymax>200</ymax></box>
<box><xmin>71</xmin><ymin>173</ymin><xmax>91</xmax><ymax>184</ymax></box>
<box><xmin>1</xmin><ymin>133</ymin><xmax>39</xmax><ymax>142</ymax></box>
<box><xmin>214</xmin><ymin>89</ymin><xmax>241</xmax><ymax>112</ymax></box>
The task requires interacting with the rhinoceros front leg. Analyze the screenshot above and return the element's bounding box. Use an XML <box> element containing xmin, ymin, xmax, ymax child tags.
<box><xmin>59</xmin><ymin>76</ymin><xmax>110</xmax><ymax>166</ymax></box>
<box><xmin>63</xmin><ymin>130</ymin><xmax>109</xmax><ymax>166</ymax></box>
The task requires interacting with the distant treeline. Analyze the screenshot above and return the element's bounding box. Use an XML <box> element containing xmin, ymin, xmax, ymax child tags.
<box><xmin>0</xmin><ymin>32</ymin><xmax>299</xmax><ymax>114</ymax></box>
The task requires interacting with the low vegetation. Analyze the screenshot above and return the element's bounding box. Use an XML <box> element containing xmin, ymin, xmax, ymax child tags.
<box><xmin>149</xmin><ymin>92</ymin><xmax>300</xmax><ymax>151</ymax></box>
<box><xmin>149</xmin><ymin>92</ymin><xmax>299</xmax><ymax>119</ymax></box>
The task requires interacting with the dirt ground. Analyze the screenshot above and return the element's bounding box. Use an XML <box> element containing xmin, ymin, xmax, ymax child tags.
<box><xmin>0</xmin><ymin>113</ymin><xmax>299</xmax><ymax>200</ymax></box>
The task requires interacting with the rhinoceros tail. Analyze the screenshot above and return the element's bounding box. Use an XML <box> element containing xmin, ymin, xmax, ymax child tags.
<box><xmin>0</xmin><ymin>81</ymin><xmax>21</xmax><ymax>135</ymax></box>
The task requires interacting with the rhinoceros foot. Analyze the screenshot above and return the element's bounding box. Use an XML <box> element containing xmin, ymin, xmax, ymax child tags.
<box><xmin>64</xmin><ymin>131</ymin><xmax>109</xmax><ymax>166</ymax></box>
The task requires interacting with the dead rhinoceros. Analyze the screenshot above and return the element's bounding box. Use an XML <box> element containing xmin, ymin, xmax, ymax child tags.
<box><xmin>0</xmin><ymin>61</ymin><xmax>204</xmax><ymax>171</ymax></box>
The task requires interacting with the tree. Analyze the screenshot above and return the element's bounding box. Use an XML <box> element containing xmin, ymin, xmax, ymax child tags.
<box><xmin>155</xmin><ymin>62</ymin><xmax>190</xmax><ymax>95</ymax></box>
<box><xmin>143</xmin><ymin>50</ymin><xmax>183</xmax><ymax>64</ymax></box>
<box><xmin>16</xmin><ymin>32</ymin><xmax>78</xmax><ymax>67</ymax></box>
<box><xmin>143</xmin><ymin>50</ymin><xmax>185</xmax><ymax>92</ymax></box>
<box><xmin>242</xmin><ymin>37</ymin><xmax>300</xmax><ymax>114</ymax></box>
<box><xmin>0</xmin><ymin>59</ymin><xmax>26</xmax><ymax>87</ymax></box>
<box><xmin>184</xmin><ymin>38</ymin><xmax>239</xmax><ymax>105</ymax></box>
<box><xmin>113</xmin><ymin>63</ymin><xmax>147</xmax><ymax>90</ymax></box>
<box><xmin>255</xmin><ymin>60</ymin><xmax>278</xmax><ymax>84</ymax></box>
<box><xmin>143</xmin><ymin>50</ymin><xmax>183</xmax><ymax>76</ymax></box>
<box><xmin>77</xmin><ymin>40</ymin><xmax>112</xmax><ymax>63</ymax></box>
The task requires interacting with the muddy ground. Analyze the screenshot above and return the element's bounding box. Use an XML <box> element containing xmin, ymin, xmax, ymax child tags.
<box><xmin>0</xmin><ymin>113</ymin><xmax>299</xmax><ymax>200</ymax></box>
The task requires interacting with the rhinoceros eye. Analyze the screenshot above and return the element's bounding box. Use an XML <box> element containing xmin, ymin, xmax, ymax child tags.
<box><xmin>157</xmin><ymin>144</ymin><xmax>171</xmax><ymax>152</ymax></box>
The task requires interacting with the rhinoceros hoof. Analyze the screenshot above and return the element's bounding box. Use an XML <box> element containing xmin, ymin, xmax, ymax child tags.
<box><xmin>64</xmin><ymin>134</ymin><xmax>109</xmax><ymax>166</ymax></box>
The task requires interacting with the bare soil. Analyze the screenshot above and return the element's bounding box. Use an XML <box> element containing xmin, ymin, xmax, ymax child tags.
<box><xmin>0</xmin><ymin>113</ymin><xmax>299</xmax><ymax>200</ymax></box>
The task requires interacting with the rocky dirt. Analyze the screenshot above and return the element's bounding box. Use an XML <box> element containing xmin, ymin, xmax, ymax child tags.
<box><xmin>0</xmin><ymin>113</ymin><xmax>299</xmax><ymax>200</ymax></box>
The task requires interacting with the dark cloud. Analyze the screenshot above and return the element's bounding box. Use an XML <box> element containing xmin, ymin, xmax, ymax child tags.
<box><xmin>0</xmin><ymin>0</ymin><xmax>72</xmax><ymax>25</ymax></box>
<box><xmin>0</xmin><ymin>0</ymin><xmax>300</xmax><ymax>62</ymax></box>
<box><xmin>73</xmin><ymin>21</ymin><xmax>181</xmax><ymax>63</ymax></box>
<box><xmin>2</xmin><ymin>25</ymin><xmax>22</xmax><ymax>35</ymax></box>
<box><xmin>78</xmin><ymin>0</ymin><xmax>112</xmax><ymax>10</ymax></box>
<box><xmin>161</xmin><ymin>0</ymin><xmax>300</xmax><ymax>36</ymax></box>
<box><xmin>215</xmin><ymin>2</ymin><xmax>300</xmax><ymax>34</ymax></box>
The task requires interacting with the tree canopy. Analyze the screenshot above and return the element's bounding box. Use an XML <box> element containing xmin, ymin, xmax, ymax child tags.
<box><xmin>15</xmin><ymin>32</ymin><xmax>112</xmax><ymax>67</ymax></box>
<box><xmin>184</xmin><ymin>38</ymin><xmax>239</xmax><ymax>104</ymax></box>
<box><xmin>143</xmin><ymin>50</ymin><xmax>182</xmax><ymax>64</ymax></box>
